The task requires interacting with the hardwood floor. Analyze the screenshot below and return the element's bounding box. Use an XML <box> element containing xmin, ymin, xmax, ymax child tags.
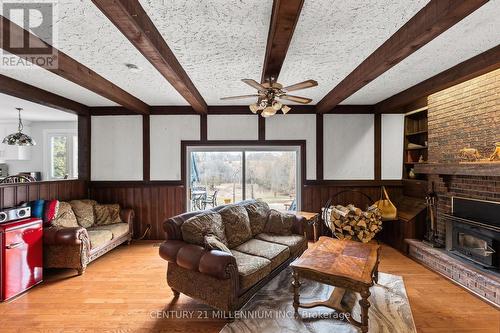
<box><xmin>1</xmin><ymin>241</ymin><xmax>498</xmax><ymax>333</ymax></box>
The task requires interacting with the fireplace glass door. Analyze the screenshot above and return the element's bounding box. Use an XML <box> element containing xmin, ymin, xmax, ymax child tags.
<box><xmin>454</xmin><ymin>228</ymin><xmax>495</xmax><ymax>267</ymax></box>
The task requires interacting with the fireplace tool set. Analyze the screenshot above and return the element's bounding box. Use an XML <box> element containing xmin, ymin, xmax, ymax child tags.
<box><xmin>423</xmin><ymin>182</ymin><xmax>442</xmax><ymax>247</ymax></box>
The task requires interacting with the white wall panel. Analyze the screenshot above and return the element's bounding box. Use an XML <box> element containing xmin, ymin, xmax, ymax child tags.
<box><xmin>207</xmin><ymin>115</ymin><xmax>258</xmax><ymax>140</ymax></box>
<box><xmin>265</xmin><ymin>114</ymin><xmax>316</xmax><ymax>180</ymax></box>
<box><xmin>150</xmin><ymin>115</ymin><xmax>200</xmax><ymax>180</ymax></box>
<box><xmin>381</xmin><ymin>114</ymin><xmax>404</xmax><ymax>180</ymax></box>
<box><xmin>91</xmin><ymin>116</ymin><xmax>143</xmax><ymax>181</ymax></box>
<box><xmin>324</xmin><ymin>114</ymin><xmax>374</xmax><ymax>180</ymax></box>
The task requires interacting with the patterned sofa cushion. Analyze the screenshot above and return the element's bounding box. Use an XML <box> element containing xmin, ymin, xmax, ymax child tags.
<box><xmin>234</xmin><ymin>239</ymin><xmax>290</xmax><ymax>270</ymax></box>
<box><xmin>240</xmin><ymin>200</ymin><xmax>270</xmax><ymax>236</ymax></box>
<box><xmin>181</xmin><ymin>211</ymin><xmax>227</xmax><ymax>246</ymax></box>
<box><xmin>264</xmin><ymin>209</ymin><xmax>294</xmax><ymax>236</ymax></box>
<box><xmin>219</xmin><ymin>205</ymin><xmax>252</xmax><ymax>248</ymax></box>
<box><xmin>94</xmin><ymin>204</ymin><xmax>123</xmax><ymax>225</ymax></box>
<box><xmin>255</xmin><ymin>233</ymin><xmax>307</xmax><ymax>257</ymax></box>
<box><xmin>87</xmin><ymin>229</ymin><xmax>113</xmax><ymax>249</ymax></box>
<box><xmin>70</xmin><ymin>200</ymin><xmax>95</xmax><ymax>228</ymax></box>
<box><xmin>51</xmin><ymin>202</ymin><xmax>79</xmax><ymax>228</ymax></box>
<box><xmin>88</xmin><ymin>223</ymin><xmax>129</xmax><ymax>239</ymax></box>
<box><xmin>231</xmin><ymin>250</ymin><xmax>272</xmax><ymax>291</ymax></box>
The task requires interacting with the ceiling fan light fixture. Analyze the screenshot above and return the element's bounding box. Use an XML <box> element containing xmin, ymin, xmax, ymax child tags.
<box><xmin>249</xmin><ymin>103</ymin><xmax>259</xmax><ymax>113</ymax></box>
<box><xmin>262</xmin><ymin>106</ymin><xmax>276</xmax><ymax>117</ymax></box>
<box><xmin>272</xmin><ymin>101</ymin><xmax>282</xmax><ymax>111</ymax></box>
<box><xmin>281</xmin><ymin>105</ymin><xmax>291</xmax><ymax>114</ymax></box>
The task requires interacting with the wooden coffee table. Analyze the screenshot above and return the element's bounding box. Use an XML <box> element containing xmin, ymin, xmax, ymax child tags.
<box><xmin>290</xmin><ymin>236</ymin><xmax>380</xmax><ymax>333</ymax></box>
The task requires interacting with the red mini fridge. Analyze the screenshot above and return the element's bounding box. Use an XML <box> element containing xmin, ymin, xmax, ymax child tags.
<box><xmin>0</xmin><ymin>218</ymin><xmax>43</xmax><ymax>301</ymax></box>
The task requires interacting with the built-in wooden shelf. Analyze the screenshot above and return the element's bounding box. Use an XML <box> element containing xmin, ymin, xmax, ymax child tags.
<box><xmin>414</xmin><ymin>162</ymin><xmax>500</xmax><ymax>177</ymax></box>
<box><xmin>405</xmin><ymin>130</ymin><xmax>428</xmax><ymax>136</ymax></box>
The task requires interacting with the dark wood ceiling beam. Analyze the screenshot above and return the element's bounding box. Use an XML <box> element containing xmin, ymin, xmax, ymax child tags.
<box><xmin>261</xmin><ymin>0</ymin><xmax>304</xmax><ymax>82</ymax></box>
<box><xmin>316</xmin><ymin>0</ymin><xmax>489</xmax><ymax>113</ymax></box>
<box><xmin>0</xmin><ymin>74</ymin><xmax>89</xmax><ymax>115</ymax></box>
<box><xmin>0</xmin><ymin>16</ymin><xmax>149</xmax><ymax>115</ymax></box>
<box><xmin>376</xmin><ymin>45</ymin><xmax>500</xmax><ymax>113</ymax></box>
<box><xmin>91</xmin><ymin>0</ymin><xmax>207</xmax><ymax>114</ymax></box>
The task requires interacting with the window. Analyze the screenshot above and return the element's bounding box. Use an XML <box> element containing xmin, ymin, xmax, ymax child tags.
<box><xmin>187</xmin><ymin>146</ymin><xmax>300</xmax><ymax>212</ymax></box>
<box><xmin>45</xmin><ymin>131</ymin><xmax>78</xmax><ymax>180</ymax></box>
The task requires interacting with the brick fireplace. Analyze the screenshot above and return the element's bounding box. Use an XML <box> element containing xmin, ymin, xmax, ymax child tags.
<box><xmin>411</xmin><ymin>69</ymin><xmax>500</xmax><ymax>307</ymax></box>
<box><xmin>420</xmin><ymin>68</ymin><xmax>500</xmax><ymax>244</ymax></box>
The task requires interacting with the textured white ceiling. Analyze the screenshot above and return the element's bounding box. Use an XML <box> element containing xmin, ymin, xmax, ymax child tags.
<box><xmin>0</xmin><ymin>0</ymin><xmax>187</xmax><ymax>106</ymax></box>
<box><xmin>0</xmin><ymin>93</ymin><xmax>77</xmax><ymax>122</ymax></box>
<box><xmin>344</xmin><ymin>0</ymin><xmax>500</xmax><ymax>104</ymax></box>
<box><xmin>278</xmin><ymin>0</ymin><xmax>430</xmax><ymax>105</ymax></box>
<box><xmin>0</xmin><ymin>55</ymin><xmax>117</xmax><ymax>106</ymax></box>
<box><xmin>139</xmin><ymin>0</ymin><xmax>273</xmax><ymax>105</ymax></box>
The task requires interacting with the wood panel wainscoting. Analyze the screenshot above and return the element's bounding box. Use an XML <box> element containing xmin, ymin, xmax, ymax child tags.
<box><xmin>89</xmin><ymin>182</ymin><xmax>185</xmax><ymax>240</ymax></box>
<box><xmin>88</xmin><ymin>181</ymin><xmax>402</xmax><ymax>240</ymax></box>
<box><xmin>0</xmin><ymin>180</ymin><xmax>87</xmax><ymax>209</ymax></box>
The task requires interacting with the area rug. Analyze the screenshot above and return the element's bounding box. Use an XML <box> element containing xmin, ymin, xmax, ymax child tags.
<box><xmin>220</xmin><ymin>267</ymin><xmax>416</xmax><ymax>333</ymax></box>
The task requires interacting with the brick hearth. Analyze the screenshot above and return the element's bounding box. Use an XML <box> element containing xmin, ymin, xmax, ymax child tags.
<box><xmin>407</xmin><ymin>240</ymin><xmax>500</xmax><ymax>308</ymax></box>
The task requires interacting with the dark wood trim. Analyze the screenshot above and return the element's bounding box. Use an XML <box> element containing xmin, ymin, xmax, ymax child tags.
<box><xmin>316</xmin><ymin>113</ymin><xmax>323</xmax><ymax>180</ymax></box>
<box><xmin>0</xmin><ymin>16</ymin><xmax>149</xmax><ymax>115</ymax></box>
<box><xmin>89</xmin><ymin>107</ymin><xmax>137</xmax><ymax>116</ymax></box>
<box><xmin>304</xmin><ymin>180</ymin><xmax>403</xmax><ymax>187</ymax></box>
<box><xmin>88</xmin><ymin>104</ymin><xmax>376</xmax><ymax>116</ymax></box>
<box><xmin>258</xmin><ymin>116</ymin><xmax>266</xmax><ymax>141</ymax></box>
<box><xmin>142</xmin><ymin>115</ymin><xmax>150</xmax><ymax>181</ymax></box>
<box><xmin>0</xmin><ymin>74</ymin><xmax>89</xmax><ymax>115</ymax></box>
<box><xmin>151</xmin><ymin>106</ymin><xmax>198</xmax><ymax>115</ymax></box>
<box><xmin>261</xmin><ymin>0</ymin><xmax>305</xmax><ymax>82</ymax></box>
<box><xmin>91</xmin><ymin>0</ymin><xmax>207</xmax><ymax>114</ymax></box>
<box><xmin>78</xmin><ymin>115</ymin><xmax>91</xmax><ymax>182</ymax></box>
<box><xmin>316</xmin><ymin>0</ymin><xmax>489</xmax><ymax>113</ymax></box>
<box><xmin>376</xmin><ymin>45</ymin><xmax>500</xmax><ymax>113</ymax></box>
<box><xmin>89</xmin><ymin>180</ymin><xmax>184</xmax><ymax>188</ymax></box>
<box><xmin>374</xmin><ymin>113</ymin><xmax>381</xmax><ymax>180</ymax></box>
<box><xmin>200</xmin><ymin>114</ymin><xmax>207</xmax><ymax>142</ymax></box>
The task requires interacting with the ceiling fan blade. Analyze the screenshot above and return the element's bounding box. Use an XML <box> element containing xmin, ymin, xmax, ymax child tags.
<box><xmin>242</xmin><ymin>79</ymin><xmax>266</xmax><ymax>92</ymax></box>
<box><xmin>279</xmin><ymin>95</ymin><xmax>312</xmax><ymax>104</ymax></box>
<box><xmin>220</xmin><ymin>94</ymin><xmax>262</xmax><ymax>100</ymax></box>
<box><xmin>283</xmin><ymin>80</ymin><xmax>318</xmax><ymax>92</ymax></box>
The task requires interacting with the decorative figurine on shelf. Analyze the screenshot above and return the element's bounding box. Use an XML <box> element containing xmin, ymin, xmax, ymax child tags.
<box><xmin>489</xmin><ymin>142</ymin><xmax>500</xmax><ymax>161</ymax></box>
<box><xmin>408</xmin><ymin>168</ymin><xmax>416</xmax><ymax>179</ymax></box>
<box><xmin>458</xmin><ymin>148</ymin><xmax>481</xmax><ymax>161</ymax></box>
<box><xmin>418</xmin><ymin>155</ymin><xmax>424</xmax><ymax>163</ymax></box>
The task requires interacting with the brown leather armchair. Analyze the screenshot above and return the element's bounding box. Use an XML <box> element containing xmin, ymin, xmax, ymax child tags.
<box><xmin>159</xmin><ymin>203</ymin><xmax>308</xmax><ymax>312</ymax></box>
<box><xmin>44</xmin><ymin>208</ymin><xmax>134</xmax><ymax>275</ymax></box>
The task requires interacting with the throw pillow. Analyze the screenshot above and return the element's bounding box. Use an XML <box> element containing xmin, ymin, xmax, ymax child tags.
<box><xmin>30</xmin><ymin>200</ymin><xmax>45</xmax><ymax>219</ymax></box>
<box><xmin>105</xmin><ymin>204</ymin><xmax>122</xmax><ymax>224</ymax></box>
<box><xmin>51</xmin><ymin>202</ymin><xmax>79</xmax><ymax>228</ymax></box>
<box><xmin>219</xmin><ymin>204</ymin><xmax>252</xmax><ymax>248</ymax></box>
<box><xmin>181</xmin><ymin>211</ymin><xmax>227</xmax><ymax>246</ymax></box>
<box><xmin>43</xmin><ymin>200</ymin><xmax>60</xmax><ymax>226</ymax></box>
<box><xmin>204</xmin><ymin>234</ymin><xmax>232</xmax><ymax>254</ymax></box>
<box><xmin>94</xmin><ymin>204</ymin><xmax>111</xmax><ymax>225</ymax></box>
<box><xmin>241</xmin><ymin>199</ymin><xmax>270</xmax><ymax>236</ymax></box>
<box><xmin>70</xmin><ymin>200</ymin><xmax>95</xmax><ymax>228</ymax></box>
<box><xmin>264</xmin><ymin>209</ymin><xmax>294</xmax><ymax>235</ymax></box>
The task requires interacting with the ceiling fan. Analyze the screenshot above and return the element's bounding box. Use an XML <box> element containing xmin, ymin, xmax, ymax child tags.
<box><xmin>220</xmin><ymin>78</ymin><xmax>318</xmax><ymax>117</ymax></box>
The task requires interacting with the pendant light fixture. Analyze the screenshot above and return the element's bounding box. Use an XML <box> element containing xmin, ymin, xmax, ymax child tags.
<box><xmin>2</xmin><ymin>108</ymin><xmax>36</xmax><ymax>146</ymax></box>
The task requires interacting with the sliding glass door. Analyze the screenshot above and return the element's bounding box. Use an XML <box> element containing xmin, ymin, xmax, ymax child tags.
<box><xmin>187</xmin><ymin>146</ymin><xmax>300</xmax><ymax>212</ymax></box>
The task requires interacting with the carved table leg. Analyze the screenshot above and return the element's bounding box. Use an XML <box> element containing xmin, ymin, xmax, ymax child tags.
<box><xmin>359</xmin><ymin>289</ymin><xmax>371</xmax><ymax>333</ymax></box>
<box><xmin>292</xmin><ymin>270</ymin><xmax>301</xmax><ymax>315</ymax></box>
